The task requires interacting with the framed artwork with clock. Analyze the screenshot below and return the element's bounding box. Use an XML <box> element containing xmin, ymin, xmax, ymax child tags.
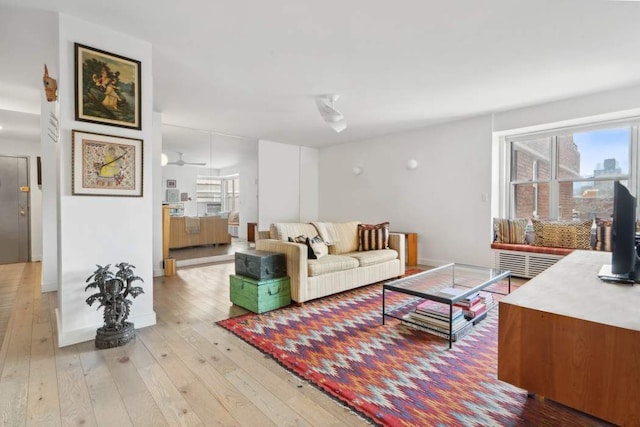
<box><xmin>72</xmin><ymin>130</ymin><xmax>143</xmax><ymax>196</ymax></box>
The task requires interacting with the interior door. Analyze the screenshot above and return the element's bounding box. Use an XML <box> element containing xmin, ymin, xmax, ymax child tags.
<box><xmin>0</xmin><ymin>156</ymin><xmax>29</xmax><ymax>264</ymax></box>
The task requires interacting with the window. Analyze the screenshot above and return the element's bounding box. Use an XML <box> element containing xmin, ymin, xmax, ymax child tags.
<box><xmin>196</xmin><ymin>174</ymin><xmax>239</xmax><ymax>213</ymax></box>
<box><xmin>505</xmin><ymin>122</ymin><xmax>638</xmax><ymax>221</ymax></box>
<box><xmin>225</xmin><ymin>178</ymin><xmax>240</xmax><ymax>212</ymax></box>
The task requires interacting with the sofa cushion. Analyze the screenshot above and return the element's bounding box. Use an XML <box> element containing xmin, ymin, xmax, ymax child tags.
<box><xmin>532</xmin><ymin>219</ymin><xmax>592</xmax><ymax>249</ymax></box>
<box><xmin>271</xmin><ymin>223</ymin><xmax>318</xmax><ymax>241</ymax></box>
<box><xmin>345</xmin><ymin>249</ymin><xmax>399</xmax><ymax>267</ymax></box>
<box><xmin>358</xmin><ymin>222</ymin><xmax>390</xmax><ymax>251</ymax></box>
<box><xmin>307</xmin><ymin>255</ymin><xmax>359</xmax><ymax>277</ymax></box>
<box><xmin>493</xmin><ymin>218</ymin><xmax>528</xmax><ymax>244</ymax></box>
<box><xmin>323</xmin><ymin>221</ymin><xmax>361</xmax><ymax>255</ymax></box>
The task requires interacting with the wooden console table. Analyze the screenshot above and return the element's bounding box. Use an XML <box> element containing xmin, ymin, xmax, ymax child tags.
<box><xmin>498</xmin><ymin>250</ymin><xmax>640</xmax><ymax>425</ymax></box>
<box><xmin>392</xmin><ymin>231</ymin><xmax>417</xmax><ymax>266</ymax></box>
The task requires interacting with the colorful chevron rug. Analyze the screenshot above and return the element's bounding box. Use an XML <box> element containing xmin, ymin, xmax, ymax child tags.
<box><xmin>217</xmin><ymin>277</ymin><xmax>610</xmax><ymax>426</ymax></box>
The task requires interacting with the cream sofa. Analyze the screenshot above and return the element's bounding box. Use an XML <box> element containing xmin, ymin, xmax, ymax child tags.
<box><xmin>255</xmin><ymin>221</ymin><xmax>405</xmax><ymax>303</ymax></box>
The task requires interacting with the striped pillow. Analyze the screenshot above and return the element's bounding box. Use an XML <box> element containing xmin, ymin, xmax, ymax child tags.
<box><xmin>358</xmin><ymin>222</ymin><xmax>389</xmax><ymax>251</ymax></box>
<box><xmin>594</xmin><ymin>218</ymin><xmax>613</xmax><ymax>252</ymax></box>
<box><xmin>493</xmin><ymin>218</ymin><xmax>528</xmax><ymax>244</ymax></box>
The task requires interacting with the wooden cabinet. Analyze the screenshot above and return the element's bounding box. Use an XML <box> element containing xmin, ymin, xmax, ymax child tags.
<box><xmin>392</xmin><ymin>231</ymin><xmax>418</xmax><ymax>266</ymax></box>
<box><xmin>498</xmin><ymin>250</ymin><xmax>640</xmax><ymax>426</ymax></box>
<box><xmin>169</xmin><ymin>216</ymin><xmax>231</xmax><ymax>248</ymax></box>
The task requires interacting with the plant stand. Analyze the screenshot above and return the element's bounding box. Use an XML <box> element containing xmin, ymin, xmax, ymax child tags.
<box><xmin>95</xmin><ymin>321</ymin><xmax>136</xmax><ymax>349</ymax></box>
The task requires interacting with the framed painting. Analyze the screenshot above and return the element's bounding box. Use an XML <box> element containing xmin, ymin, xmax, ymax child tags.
<box><xmin>72</xmin><ymin>130</ymin><xmax>143</xmax><ymax>197</ymax></box>
<box><xmin>75</xmin><ymin>43</ymin><xmax>141</xmax><ymax>130</ymax></box>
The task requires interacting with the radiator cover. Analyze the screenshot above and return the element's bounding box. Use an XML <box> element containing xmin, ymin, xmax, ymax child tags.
<box><xmin>494</xmin><ymin>250</ymin><xmax>564</xmax><ymax>279</ymax></box>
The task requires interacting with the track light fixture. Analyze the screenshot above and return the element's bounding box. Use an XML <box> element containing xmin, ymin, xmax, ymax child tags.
<box><xmin>316</xmin><ymin>94</ymin><xmax>347</xmax><ymax>133</ymax></box>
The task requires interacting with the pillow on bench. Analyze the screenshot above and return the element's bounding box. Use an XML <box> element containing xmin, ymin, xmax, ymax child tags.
<box><xmin>531</xmin><ymin>219</ymin><xmax>592</xmax><ymax>250</ymax></box>
<box><xmin>493</xmin><ymin>218</ymin><xmax>528</xmax><ymax>244</ymax></box>
<box><xmin>594</xmin><ymin>218</ymin><xmax>613</xmax><ymax>252</ymax></box>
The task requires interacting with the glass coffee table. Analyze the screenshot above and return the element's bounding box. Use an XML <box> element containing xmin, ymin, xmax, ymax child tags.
<box><xmin>382</xmin><ymin>263</ymin><xmax>511</xmax><ymax>348</ymax></box>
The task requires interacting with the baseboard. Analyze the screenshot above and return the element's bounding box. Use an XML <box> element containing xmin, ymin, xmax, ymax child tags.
<box><xmin>153</xmin><ymin>268</ymin><xmax>164</xmax><ymax>277</ymax></box>
<box><xmin>176</xmin><ymin>254</ymin><xmax>234</xmax><ymax>267</ymax></box>
<box><xmin>418</xmin><ymin>257</ymin><xmax>451</xmax><ymax>268</ymax></box>
<box><xmin>56</xmin><ymin>309</ymin><xmax>157</xmax><ymax>348</ymax></box>
<box><xmin>41</xmin><ymin>281</ymin><xmax>57</xmax><ymax>293</ymax></box>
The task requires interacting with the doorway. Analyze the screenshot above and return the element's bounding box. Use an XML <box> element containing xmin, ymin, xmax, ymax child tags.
<box><xmin>0</xmin><ymin>155</ymin><xmax>30</xmax><ymax>264</ymax></box>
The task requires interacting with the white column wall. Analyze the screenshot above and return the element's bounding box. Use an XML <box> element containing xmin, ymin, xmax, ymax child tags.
<box><xmin>41</xmin><ymin>101</ymin><xmax>60</xmax><ymax>292</ymax></box>
<box><xmin>152</xmin><ymin>112</ymin><xmax>163</xmax><ymax>277</ymax></box>
<box><xmin>56</xmin><ymin>14</ymin><xmax>155</xmax><ymax>347</ymax></box>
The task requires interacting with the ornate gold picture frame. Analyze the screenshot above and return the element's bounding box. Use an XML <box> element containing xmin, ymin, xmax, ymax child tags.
<box><xmin>75</xmin><ymin>43</ymin><xmax>141</xmax><ymax>129</ymax></box>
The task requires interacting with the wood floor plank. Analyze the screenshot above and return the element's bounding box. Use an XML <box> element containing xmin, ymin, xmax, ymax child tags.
<box><xmin>101</xmin><ymin>344</ymin><xmax>169</xmax><ymax>427</ymax></box>
<box><xmin>26</xmin><ymin>320</ymin><xmax>61</xmax><ymax>426</ymax></box>
<box><xmin>135</xmin><ymin>361</ymin><xmax>204</xmax><ymax>426</ymax></box>
<box><xmin>76</xmin><ymin>341</ymin><xmax>134</xmax><ymax>427</ymax></box>
<box><xmin>135</xmin><ymin>326</ymin><xmax>239</xmax><ymax>426</ymax></box>
<box><xmin>147</xmin><ymin>316</ymin><xmax>275</xmax><ymax>426</ymax></box>
<box><xmin>0</xmin><ymin>264</ymin><xmax>34</xmax><ymax>426</ymax></box>
<box><xmin>54</xmin><ymin>344</ymin><xmax>99</xmax><ymax>427</ymax></box>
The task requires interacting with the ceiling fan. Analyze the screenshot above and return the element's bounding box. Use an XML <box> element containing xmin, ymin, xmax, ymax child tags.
<box><xmin>166</xmin><ymin>152</ymin><xmax>207</xmax><ymax>167</ymax></box>
<box><xmin>315</xmin><ymin>94</ymin><xmax>347</xmax><ymax>133</ymax></box>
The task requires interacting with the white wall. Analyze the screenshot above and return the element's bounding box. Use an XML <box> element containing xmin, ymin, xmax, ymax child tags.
<box><xmin>220</xmin><ymin>145</ymin><xmax>258</xmax><ymax>240</ymax></box>
<box><xmin>319</xmin><ymin>115</ymin><xmax>494</xmax><ymax>267</ymax></box>
<box><xmin>299</xmin><ymin>146</ymin><xmax>319</xmax><ymax>223</ymax></box>
<box><xmin>493</xmin><ymin>84</ymin><xmax>640</xmax><ymax>134</ymax></box>
<box><xmin>0</xmin><ymin>134</ymin><xmax>43</xmax><ymax>262</ymax></box>
<box><xmin>258</xmin><ymin>140</ymin><xmax>320</xmax><ymax>230</ymax></box>
<box><xmin>161</xmin><ymin>164</ymin><xmax>205</xmax><ymax>216</ymax></box>
<box><xmin>258</xmin><ymin>140</ymin><xmax>301</xmax><ymax>230</ymax></box>
<box><xmin>56</xmin><ymin>14</ymin><xmax>155</xmax><ymax>347</ymax></box>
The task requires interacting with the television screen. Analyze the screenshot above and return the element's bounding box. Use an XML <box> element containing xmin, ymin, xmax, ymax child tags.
<box><xmin>611</xmin><ymin>182</ymin><xmax>637</xmax><ymax>276</ymax></box>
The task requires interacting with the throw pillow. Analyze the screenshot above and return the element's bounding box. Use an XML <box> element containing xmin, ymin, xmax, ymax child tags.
<box><xmin>493</xmin><ymin>218</ymin><xmax>528</xmax><ymax>244</ymax></box>
<box><xmin>594</xmin><ymin>218</ymin><xmax>613</xmax><ymax>252</ymax></box>
<box><xmin>288</xmin><ymin>235</ymin><xmax>315</xmax><ymax>259</ymax></box>
<box><xmin>306</xmin><ymin>235</ymin><xmax>328</xmax><ymax>259</ymax></box>
<box><xmin>358</xmin><ymin>222</ymin><xmax>390</xmax><ymax>251</ymax></box>
<box><xmin>531</xmin><ymin>219</ymin><xmax>592</xmax><ymax>249</ymax></box>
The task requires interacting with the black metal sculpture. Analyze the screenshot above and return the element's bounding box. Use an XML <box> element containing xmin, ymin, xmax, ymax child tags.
<box><xmin>85</xmin><ymin>262</ymin><xmax>144</xmax><ymax>349</ymax></box>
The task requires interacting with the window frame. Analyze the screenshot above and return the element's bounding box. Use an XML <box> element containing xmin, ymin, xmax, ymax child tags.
<box><xmin>500</xmin><ymin>119</ymin><xmax>640</xmax><ymax>221</ymax></box>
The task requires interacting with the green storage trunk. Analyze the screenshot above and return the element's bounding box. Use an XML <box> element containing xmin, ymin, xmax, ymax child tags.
<box><xmin>229</xmin><ymin>275</ymin><xmax>291</xmax><ymax>313</ymax></box>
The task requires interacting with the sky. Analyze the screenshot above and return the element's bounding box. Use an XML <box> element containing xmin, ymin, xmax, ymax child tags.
<box><xmin>573</xmin><ymin>127</ymin><xmax>629</xmax><ymax>177</ymax></box>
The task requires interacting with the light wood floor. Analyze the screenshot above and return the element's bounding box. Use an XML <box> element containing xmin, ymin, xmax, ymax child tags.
<box><xmin>0</xmin><ymin>261</ymin><xmax>371</xmax><ymax>426</ymax></box>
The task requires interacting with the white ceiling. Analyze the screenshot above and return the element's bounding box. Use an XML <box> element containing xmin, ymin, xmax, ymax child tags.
<box><xmin>2</xmin><ymin>0</ymin><xmax>640</xmax><ymax>151</ymax></box>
